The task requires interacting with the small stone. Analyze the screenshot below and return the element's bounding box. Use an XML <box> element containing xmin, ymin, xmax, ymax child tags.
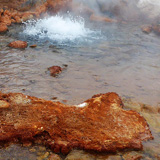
<box><xmin>37</xmin><ymin>152</ymin><xmax>49</xmax><ymax>160</ymax></box>
<box><xmin>4</xmin><ymin>10</ymin><xmax>11</xmax><ymax>16</ymax></box>
<box><xmin>90</xmin><ymin>14</ymin><xmax>113</xmax><ymax>23</ymax></box>
<box><xmin>29</xmin><ymin>148</ymin><xmax>37</xmax><ymax>153</ymax></box>
<box><xmin>48</xmin><ymin>153</ymin><xmax>62</xmax><ymax>160</ymax></box>
<box><xmin>11</xmin><ymin>19</ymin><xmax>16</xmax><ymax>23</ymax></box>
<box><xmin>48</xmin><ymin>66</ymin><xmax>62</xmax><ymax>77</ymax></box>
<box><xmin>62</xmin><ymin>100</ymin><xmax>67</xmax><ymax>103</ymax></box>
<box><xmin>8</xmin><ymin>40</ymin><xmax>28</xmax><ymax>49</ymax></box>
<box><xmin>65</xmin><ymin>150</ymin><xmax>96</xmax><ymax>160</ymax></box>
<box><xmin>21</xmin><ymin>13</ymin><xmax>33</xmax><ymax>22</ymax></box>
<box><xmin>0</xmin><ymin>15</ymin><xmax>12</xmax><ymax>25</ymax></box>
<box><xmin>22</xmin><ymin>141</ymin><xmax>32</xmax><ymax>147</ymax></box>
<box><xmin>141</xmin><ymin>25</ymin><xmax>152</xmax><ymax>34</ymax></box>
<box><xmin>0</xmin><ymin>23</ymin><xmax>8</xmax><ymax>33</ymax></box>
<box><xmin>30</xmin><ymin>44</ymin><xmax>37</xmax><ymax>48</ymax></box>
<box><xmin>38</xmin><ymin>146</ymin><xmax>46</xmax><ymax>152</ymax></box>
<box><xmin>62</xmin><ymin>64</ymin><xmax>68</xmax><ymax>68</ymax></box>
<box><xmin>51</xmin><ymin>97</ymin><xmax>57</xmax><ymax>100</ymax></box>
<box><xmin>14</xmin><ymin>16</ymin><xmax>22</xmax><ymax>23</ymax></box>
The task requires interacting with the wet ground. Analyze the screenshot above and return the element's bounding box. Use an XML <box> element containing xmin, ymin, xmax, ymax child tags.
<box><xmin>0</xmin><ymin>21</ymin><xmax>160</xmax><ymax>159</ymax></box>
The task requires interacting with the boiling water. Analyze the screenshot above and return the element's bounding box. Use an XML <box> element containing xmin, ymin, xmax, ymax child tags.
<box><xmin>22</xmin><ymin>15</ymin><xmax>101</xmax><ymax>45</ymax></box>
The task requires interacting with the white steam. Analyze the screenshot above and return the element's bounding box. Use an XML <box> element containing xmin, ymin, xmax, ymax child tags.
<box><xmin>137</xmin><ymin>0</ymin><xmax>160</xmax><ymax>19</ymax></box>
<box><xmin>73</xmin><ymin>0</ymin><xmax>160</xmax><ymax>21</ymax></box>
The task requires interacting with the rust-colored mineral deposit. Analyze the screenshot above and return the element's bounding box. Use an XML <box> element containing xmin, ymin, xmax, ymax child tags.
<box><xmin>0</xmin><ymin>23</ymin><xmax>8</xmax><ymax>33</ymax></box>
<box><xmin>0</xmin><ymin>92</ymin><xmax>153</xmax><ymax>154</ymax></box>
<box><xmin>8</xmin><ymin>40</ymin><xmax>28</xmax><ymax>49</ymax></box>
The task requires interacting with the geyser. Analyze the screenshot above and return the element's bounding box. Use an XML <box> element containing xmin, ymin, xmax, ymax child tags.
<box><xmin>23</xmin><ymin>14</ymin><xmax>101</xmax><ymax>45</ymax></box>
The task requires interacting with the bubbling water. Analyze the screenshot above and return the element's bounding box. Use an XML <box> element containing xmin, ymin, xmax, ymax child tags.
<box><xmin>23</xmin><ymin>15</ymin><xmax>101</xmax><ymax>45</ymax></box>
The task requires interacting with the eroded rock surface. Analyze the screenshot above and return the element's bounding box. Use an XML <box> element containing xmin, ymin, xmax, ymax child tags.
<box><xmin>0</xmin><ymin>92</ymin><xmax>153</xmax><ymax>154</ymax></box>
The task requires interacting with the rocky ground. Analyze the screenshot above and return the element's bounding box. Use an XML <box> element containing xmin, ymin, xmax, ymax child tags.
<box><xmin>0</xmin><ymin>99</ymin><xmax>159</xmax><ymax>160</ymax></box>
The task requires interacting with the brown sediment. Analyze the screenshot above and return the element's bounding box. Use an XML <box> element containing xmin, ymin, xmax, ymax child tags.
<box><xmin>0</xmin><ymin>92</ymin><xmax>153</xmax><ymax>154</ymax></box>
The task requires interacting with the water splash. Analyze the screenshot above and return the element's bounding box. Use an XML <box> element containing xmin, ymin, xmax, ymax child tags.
<box><xmin>23</xmin><ymin>15</ymin><xmax>101</xmax><ymax>45</ymax></box>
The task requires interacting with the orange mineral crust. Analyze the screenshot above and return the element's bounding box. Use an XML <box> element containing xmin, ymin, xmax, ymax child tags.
<box><xmin>8</xmin><ymin>40</ymin><xmax>28</xmax><ymax>49</ymax></box>
<box><xmin>0</xmin><ymin>92</ymin><xmax>153</xmax><ymax>154</ymax></box>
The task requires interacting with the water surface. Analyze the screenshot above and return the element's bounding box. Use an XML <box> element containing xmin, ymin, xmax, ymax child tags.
<box><xmin>0</xmin><ymin>18</ymin><xmax>159</xmax><ymax>106</ymax></box>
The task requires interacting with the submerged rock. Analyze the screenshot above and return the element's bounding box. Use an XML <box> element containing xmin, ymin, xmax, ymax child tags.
<box><xmin>48</xmin><ymin>153</ymin><xmax>62</xmax><ymax>160</ymax></box>
<box><xmin>90</xmin><ymin>14</ymin><xmax>114</xmax><ymax>23</ymax></box>
<box><xmin>0</xmin><ymin>91</ymin><xmax>153</xmax><ymax>154</ymax></box>
<box><xmin>0</xmin><ymin>0</ymin><xmax>71</xmax><ymax>26</ymax></box>
<box><xmin>0</xmin><ymin>23</ymin><xmax>8</xmax><ymax>33</ymax></box>
<box><xmin>8</xmin><ymin>40</ymin><xmax>28</xmax><ymax>48</ymax></box>
<box><xmin>65</xmin><ymin>150</ymin><xmax>96</xmax><ymax>160</ymax></box>
<box><xmin>152</xmin><ymin>25</ymin><xmax>160</xmax><ymax>35</ymax></box>
<box><xmin>30</xmin><ymin>44</ymin><xmax>37</xmax><ymax>48</ymax></box>
<box><xmin>141</xmin><ymin>25</ymin><xmax>152</xmax><ymax>34</ymax></box>
<box><xmin>48</xmin><ymin>66</ymin><xmax>62</xmax><ymax>77</ymax></box>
